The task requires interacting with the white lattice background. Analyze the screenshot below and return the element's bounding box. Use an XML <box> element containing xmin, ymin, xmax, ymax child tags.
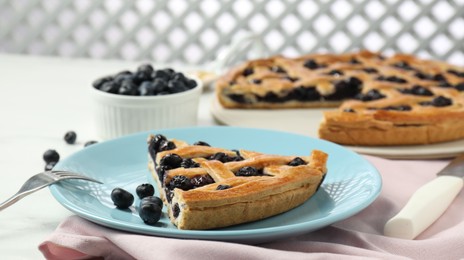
<box><xmin>1</xmin><ymin>0</ymin><xmax>463</xmax><ymax>66</ymax></box>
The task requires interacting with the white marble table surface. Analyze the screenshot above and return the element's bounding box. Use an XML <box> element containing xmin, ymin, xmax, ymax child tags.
<box><xmin>0</xmin><ymin>54</ymin><xmax>216</xmax><ymax>259</ymax></box>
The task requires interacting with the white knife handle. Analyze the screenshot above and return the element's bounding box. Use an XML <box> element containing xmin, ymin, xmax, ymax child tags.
<box><xmin>384</xmin><ymin>175</ymin><xmax>463</xmax><ymax>239</ymax></box>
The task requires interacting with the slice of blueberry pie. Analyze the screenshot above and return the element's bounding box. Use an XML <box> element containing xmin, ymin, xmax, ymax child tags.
<box><xmin>216</xmin><ymin>50</ymin><xmax>464</xmax><ymax>145</ymax></box>
<box><xmin>147</xmin><ymin>134</ymin><xmax>328</xmax><ymax>230</ymax></box>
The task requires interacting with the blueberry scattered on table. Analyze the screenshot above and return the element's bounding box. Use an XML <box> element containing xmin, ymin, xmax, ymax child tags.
<box><xmin>92</xmin><ymin>64</ymin><xmax>197</xmax><ymax>96</ymax></box>
<box><xmin>64</xmin><ymin>131</ymin><xmax>77</xmax><ymax>144</ymax></box>
<box><xmin>111</xmin><ymin>188</ymin><xmax>134</xmax><ymax>209</ymax></box>
<box><xmin>43</xmin><ymin>149</ymin><xmax>60</xmax><ymax>164</ymax></box>
<box><xmin>136</xmin><ymin>183</ymin><xmax>155</xmax><ymax>199</ymax></box>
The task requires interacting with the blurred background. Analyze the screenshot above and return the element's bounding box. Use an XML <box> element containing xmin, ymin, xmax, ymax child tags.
<box><xmin>0</xmin><ymin>0</ymin><xmax>463</xmax><ymax>66</ymax></box>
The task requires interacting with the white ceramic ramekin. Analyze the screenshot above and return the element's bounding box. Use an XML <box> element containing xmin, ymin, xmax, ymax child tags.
<box><xmin>91</xmin><ymin>77</ymin><xmax>202</xmax><ymax>140</ymax></box>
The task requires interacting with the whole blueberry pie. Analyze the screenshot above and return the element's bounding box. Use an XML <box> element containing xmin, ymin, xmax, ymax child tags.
<box><xmin>147</xmin><ymin>134</ymin><xmax>328</xmax><ymax>230</ymax></box>
<box><xmin>216</xmin><ymin>50</ymin><xmax>464</xmax><ymax>145</ymax></box>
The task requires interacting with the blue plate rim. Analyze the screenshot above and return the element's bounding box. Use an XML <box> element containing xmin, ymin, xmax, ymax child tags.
<box><xmin>49</xmin><ymin>126</ymin><xmax>382</xmax><ymax>240</ymax></box>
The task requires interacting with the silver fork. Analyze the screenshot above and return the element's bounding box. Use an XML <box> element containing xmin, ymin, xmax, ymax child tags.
<box><xmin>0</xmin><ymin>170</ymin><xmax>103</xmax><ymax>211</ymax></box>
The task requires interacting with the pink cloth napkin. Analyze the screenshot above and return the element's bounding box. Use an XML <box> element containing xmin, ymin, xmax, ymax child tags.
<box><xmin>39</xmin><ymin>155</ymin><xmax>464</xmax><ymax>260</ymax></box>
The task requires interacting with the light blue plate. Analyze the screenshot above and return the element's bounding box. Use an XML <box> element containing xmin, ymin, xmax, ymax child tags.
<box><xmin>50</xmin><ymin>126</ymin><xmax>381</xmax><ymax>243</ymax></box>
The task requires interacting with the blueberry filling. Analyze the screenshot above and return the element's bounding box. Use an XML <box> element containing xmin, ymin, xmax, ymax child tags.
<box><xmin>271</xmin><ymin>66</ymin><xmax>287</xmax><ymax>73</ymax></box>
<box><xmin>284</xmin><ymin>76</ymin><xmax>299</xmax><ymax>82</ymax></box>
<box><xmin>156</xmin><ymin>166</ymin><xmax>169</xmax><ymax>183</ymax></box>
<box><xmin>368</xmin><ymin>105</ymin><xmax>412</xmax><ymax>111</ymax></box>
<box><xmin>193</xmin><ymin>141</ymin><xmax>210</xmax><ymax>146</ymax></box>
<box><xmin>228</xmin><ymin>94</ymin><xmax>250</xmax><ymax>104</ymax></box>
<box><xmin>168</xmin><ymin>175</ymin><xmax>194</xmax><ymax>191</ymax></box>
<box><xmin>165</xmin><ymin>188</ymin><xmax>174</xmax><ymax>203</ymax></box>
<box><xmin>148</xmin><ymin>134</ymin><xmax>167</xmax><ymax>156</ymax></box>
<box><xmin>382</xmin><ymin>105</ymin><xmax>412</xmax><ymax>111</ymax></box>
<box><xmin>325</xmin><ymin>77</ymin><xmax>363</xmax><ymax>100</ymax></box>
<box><xmin>160</xmin><ymin>154</ymin><xmax>183</xmax><ymax>169</ymax></box>
<box><xmin>288</xmin><ymin>157</ymin><xmax>306</xmax><ymax>166</ymax></box>
<box><xmin>303</xmin><ymin>59</ymin><xmax>319</xmax><ymax>69</ymax></box>
<box><xmin>208</xmin><ymin>152</ymin><xmax>243</xmax><ymax>163</ymax></box>
<box><xmin>180</xmin><ymin>158</ymin><xmax>200</xmax><ymax>168</ymax></box>
<box><xmin>190</xmin><ymin>175</ymin><xmax>214</xmax><ymax>188</ymax></box>
<box><xmin>291</xmin><ymin>86</ymin><xmax>321</xmax><ymax>101</ymax></box>
<box><xmin>438</xmin><ymin>81</ymin><xmax>453</xmax><ymax>88</ymax></box>
<box><xmin>327</xmin><ymin>70</ymin><xmax>344</xmax><ymax>76</ymax></box>
<box><xmin>242</xmin><ymin>68</ymin><xmax>254</xmax><ymax>77</ymax></box>
<box><xmin>455</xmin><ymin>82</ymin><xmax>464</xmax><ymax>91</ymax></box>
<box><xmin>363</xmin><ymin>68</ymin><xmax>378</xmax><ymax>74</ymax></box>
<box><xmin>349</xmin><ymin>58</ymin><xmax>361</xmax><ymax>64</ymax></box>
<box><xmin>236</xmin><ymin>166</ymin><xmax>261</xmax><ymax>177</ymax></box>
<box><xmin>376</xmin><ymin>76</ymin><xmax>408</xmax><ymax>83</ymax></box>
<box><xmin>343</xmin><ymin>108</ymin><xmax>356</xmax><ymax>113</ymax></box>
<box><xmin>158</xmin><ymin>140</ymin><xmax>176</xmax><ymax>152</ymax></box>
<box><xmin>250</xmin><ymin>79</ymin><xmax>262</xmax><ymax>84</ymax></box>
<box><xmin>393</xmin><ymin>61</ymin><xmax>414</xmax><ymax>71</ymax></box>
<box><xmin>172</xmin><ymin>203</ymin><xmax>180</xmax><ymax>218</ymax></box>
<box><xmin>447</xmin><ymin>69</ymin><xmax>464</xmax><ymax>78</ymax></box>
<box><xmin>354</xmin><ymin>89</ymin><xmax>386</xmax><ymax>101</ymax></box>
<box><xmin>397</xmin><ymin>85</ymin><xmax>433</xmax><ymax>96</ymax></box>
<box><xmin>216</xmin><ymin>185</ymin><xmax>232</xmax><ymax>190</ymax></box>
<box><xmin>419</xmin><ymin>96</ymin><xmax>453</xmax><ymax>107</ymax></box>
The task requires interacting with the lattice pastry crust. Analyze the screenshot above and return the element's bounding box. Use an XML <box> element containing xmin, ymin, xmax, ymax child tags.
<box><xmin>147</xmin><ymin>134</ymin><xmax>328</xmax><ymax>230</ymax></box>
<box><xmin>216</xmin><ymin>50</ymin><xmax>464</xmax><ymax>145</ymax></box>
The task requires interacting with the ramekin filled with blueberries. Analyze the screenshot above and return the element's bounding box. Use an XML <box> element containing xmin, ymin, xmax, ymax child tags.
<box><xmin>91</xmin><ymin>64</ymin><xmax>202</xmax><ymax>140</ymax></box>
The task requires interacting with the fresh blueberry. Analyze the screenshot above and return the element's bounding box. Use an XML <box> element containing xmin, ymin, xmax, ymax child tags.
<box><xmin>185</xmin><ymin>79</ymin><xmax>197</xmax><ymax>89</ymax></box>
<box><xmin>114</xmin><ymin>72</ymin><xmax>133</xmax><ymax>84</ymax></box>
<box><xmin>167</xmin><ymin>79</ymin><xmax>188</xmax><ymax>94</ymax></box>
<box><xmin>92</xmin><ymin>76</ymin><xmax>113</xmax><ymax>89</ymax></box>
<box><xmin>140</xmin><ymin>196</ymin><xmax>163</xmax><ymax>208</ymax></box>
<box><xmin>139</xmin><ymin>81</ymin><xmax>156</xmax><ymax>96</ymax></box>
<box><xmin>43</xmin><ymin>149</ymin><xmax>60</xmax><ymax>164</ymax></box>
<box><xmin>99</xmin><ymin>81</ymin><xmax>119</xmax><ymax>94</ymax></box>
<box><xmin>137</xmin><ymin>64</ymin><xmax>154</xmax><ymax>74</ymax></box>
<box><xmin>152</xmin><ymin>70</ymin><xmax>171</xmax><ymax>81</ymax></box>
<box><xmin>111</xmin><ymin>188</ymin><xmax>134</xmax><ymax>209</ymax></box>
<box><xmin>64</xmin><ymin>131</ymin><xmax>77</xmax><ymax>144</ymax></box>
<box><xmin>152</xmin><ymin>78</ymin><xmax>168</xmax><ymax>93</ymax></box>
<box><xmin>118</xmin><ymin>80</ymin><xmax>139</xmax><ymax>95</ymax></box>
<box><xmin>136</xmin><ymin>183</ymin><xmax>155</xmax><ymax>199</ymax></box>
<box><xmin>139</xmin><ymin>202</ymin><xmax>162</xmax><ymax>225</ymax></box>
